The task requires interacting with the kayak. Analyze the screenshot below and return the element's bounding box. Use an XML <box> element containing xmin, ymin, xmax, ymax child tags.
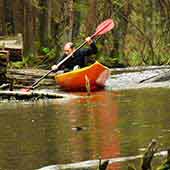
<box><xmin>55</xmin><ymin>61</ymin><xmax>110</xmax><ymax>91</ymax></box>
<box><xmin>54</xmin><ymin>61</ymin><xmax>110</xmax><ymax>91</ymax></box>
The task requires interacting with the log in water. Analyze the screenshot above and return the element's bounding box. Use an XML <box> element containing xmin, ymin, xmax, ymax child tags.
<box><xmin>0</xmin><ymin>90</ymin><xmax>74</xmax><ymax>100</ymax></box>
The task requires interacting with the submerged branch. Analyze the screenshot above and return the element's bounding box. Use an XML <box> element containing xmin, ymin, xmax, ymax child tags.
<box><xmin>141</xmin><ymin>139</ymin><xmax>158</xmax><ymax>170</ymax></box>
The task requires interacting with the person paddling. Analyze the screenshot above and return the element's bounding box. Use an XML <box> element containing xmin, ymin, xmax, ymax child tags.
<box><xmin>21</xmin><ymin>19</ymin><xmax>114</xmax><ymax>92</ymax></box>
<box><xmin>51</xmin><ymin>37</ymin><xmax>98</xmax><ymax>72</ymax></box>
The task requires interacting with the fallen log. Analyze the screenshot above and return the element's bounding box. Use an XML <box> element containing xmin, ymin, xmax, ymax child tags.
<box><xmin>10</xmin><ymin>76</ymin><xmax>56</xmax><ymax>86</ymax></box>
<box><xmin>7</xmin><ymin>68</ymin><xmax>55</xmax><ymax>78</ymax></box>
<box><xmin>38</xmin><ymin>159</ymin><xmax>110</xmax><ymax>170</ymax></box>
<box><xmin>37</xmin><ymin>149</ymin><xmax>169</xmax><ymax>170</ymax></box>
<box><xmin>139</xmin><ymin>70</ymin><xmax>170</xmax><ymax>83</ymax></box>
<box><xmin>111</xmin><ymin>65</ymin><xmax>170</xmax><ymax>73</ymax></box>
<box><xmin>0</xmin><ymin>90</ymin><xmax>72</xmax><ymax>100</ymax></box>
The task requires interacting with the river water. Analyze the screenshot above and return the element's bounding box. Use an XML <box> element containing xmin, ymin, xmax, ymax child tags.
<box><xmin>0</xmin><ymin>88</ymin><xmax>170</xmax><ymax>170</ymax></box>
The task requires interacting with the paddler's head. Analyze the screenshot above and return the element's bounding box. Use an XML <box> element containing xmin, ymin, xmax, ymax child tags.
<box><xmin>64</xmin><ymin>42</ymin><xmax>75</xmax><ymax>55</ymax></box>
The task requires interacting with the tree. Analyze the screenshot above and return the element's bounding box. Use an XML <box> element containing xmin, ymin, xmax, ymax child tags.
<box><xmin>23</xmin><ymin>0</ymin><xmax>36</xmax><ymax>56</ymax></box>
<box><xmin>0</xmin><ymin>0</ymin><xmax>6</xmax><ymax>35</ymax></box>
<box><xmin>39</xmin><ymin>0</ymin><xmax>52</xmax><ymax>47</ymax></box>
<box><xmin>12</xmin><ymin>0</ymin><xmax>24</xmax><ymax>34</ymax></box>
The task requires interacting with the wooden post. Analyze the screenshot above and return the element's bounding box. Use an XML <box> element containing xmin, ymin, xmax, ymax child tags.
<box><xmin>0</xmin><ymin>50</ymin><xmax>14</xmax><ymax>90</ymax></box>
<box><xmin>0</xmin><ymin>50</ymin><xmax>9</xmax><ymax>85</ymax></box>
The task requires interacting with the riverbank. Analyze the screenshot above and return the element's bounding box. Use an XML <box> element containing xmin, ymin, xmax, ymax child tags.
<box><xmin>6</xmin><ymin>65</ymin><xmax>170</xmax><ymax>92</ymax></box>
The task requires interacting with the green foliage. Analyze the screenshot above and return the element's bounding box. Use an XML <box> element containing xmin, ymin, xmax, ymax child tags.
<box><xmin>40</xmin><ymin>46</ymin><xmax>58</xmax><ymax>60</ymax></box>
<box><xmin>111</xmin><ymin>0</ymin><xmax>124</xmax><ymax>8</ymax></box>
<box><xmin>9</xmin><ymin>45</ymin><xmax>59</xmax><ymax>69</ymax></box>
<box><xmin>98</xmin><ymin>51</ymin><xmax>125</xmax><ymax>67</ymax></box>
<box><xmin>9</xmin><ymin>61</ymin><xmax>25</xmax><ymax>69</ymax></box>
<box><xmin>127</xmin><ymin>51</ymin><xmax>143</xmax><ymax>66</ymax></box>
<box><xmin>74</xmin><ymin>2</ymin><xmax>88</xmax><ymax>13</ymax></box>
<box><xmin>42</xmin><ymin>47</ymin><xmax>50</xmax><ymax>54</ymax></box>
<box><xmin>99</xmin><ymin>55</ymin><xmax>119</xmax><ymax>67</ymax></box>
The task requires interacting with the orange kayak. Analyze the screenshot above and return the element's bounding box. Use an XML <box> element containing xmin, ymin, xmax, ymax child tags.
<box><xmin>54</xmin><ymin>61</ymin><xmax>110</xmax><ymax>91</ymax></box>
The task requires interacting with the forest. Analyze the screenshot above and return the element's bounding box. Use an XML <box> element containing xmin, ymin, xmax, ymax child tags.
<box><xmin>0</xmin><ymin>0</ymin><xmax>170</xmax><ymax>68</ymax></box>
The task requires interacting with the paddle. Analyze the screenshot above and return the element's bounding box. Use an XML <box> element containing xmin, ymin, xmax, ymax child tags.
<box><xmin>21</xmin><ymin>18</ymin><xmax>115</xmax><ymax>92</ymax></box>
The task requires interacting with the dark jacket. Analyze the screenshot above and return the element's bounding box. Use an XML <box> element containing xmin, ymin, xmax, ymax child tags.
<box><xmin>56</xmin><ymin>42</ymin><xmax>98</xmax><ymax>71</ymax></box>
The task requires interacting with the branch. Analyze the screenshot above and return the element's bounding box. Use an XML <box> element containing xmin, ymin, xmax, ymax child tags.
<box><xmin>141</xmin><ymin>139</ymin><xmax>158</xmax><ymax>170</ymax></box>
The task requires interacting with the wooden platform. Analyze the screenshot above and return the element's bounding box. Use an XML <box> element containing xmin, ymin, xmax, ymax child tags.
<box><xmin>0</xmin><ymin>34</ymin><xmax>23</xmax><ymax>61</ymax></box>
<box><xmin>7</xmin><ymin>68</ymin><xmax>56</xmax><ymax>89</ymax></box>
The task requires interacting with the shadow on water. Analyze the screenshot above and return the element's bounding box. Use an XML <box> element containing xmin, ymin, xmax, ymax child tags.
<box><xmin>0</xmin><ymin>88</ymin><xmax>170</xmax><ymax>170</ymax></box>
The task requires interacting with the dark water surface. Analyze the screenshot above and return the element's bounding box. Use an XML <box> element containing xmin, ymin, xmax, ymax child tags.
<box><xmin>0</xmin><ymin>88</ymin><xmax>170</xmax><ymax>170</ymax></box>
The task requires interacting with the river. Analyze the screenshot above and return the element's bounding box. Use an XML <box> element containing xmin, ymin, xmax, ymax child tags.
<box><xmin>0</xmin><ymin>88</ymin><xmax>170</xmax><ymax>170</ymax></box>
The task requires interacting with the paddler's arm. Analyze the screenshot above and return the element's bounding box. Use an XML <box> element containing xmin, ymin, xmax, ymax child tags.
<box><xmin>79</xmin><ymin>37</ymin><xmax>98</xmax><ymax>56</ymax></box>
<box><xmin>51</xmin><ymin>54</ymin><xmax>67</xmax><ymax>71</ymax></box>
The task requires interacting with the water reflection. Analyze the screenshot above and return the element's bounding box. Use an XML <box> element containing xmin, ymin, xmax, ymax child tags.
<box><xmin>63</xmin><ymin>91</ymin><xmax>120</xmax><ymax>170</ymax></box>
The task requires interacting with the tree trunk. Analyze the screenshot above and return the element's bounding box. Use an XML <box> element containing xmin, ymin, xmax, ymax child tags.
<box><xmin>85</xmin><ymin>0</ymin><xmax>97</xmax><ymax>35</ymax></box>
<box><xmin>115</xmin><ymin>0</ymin><xmax>131</xmax><ymax>55</ymax></box>
<box><xmin>0</xmin><ymin>0</ymin><xmax>6</xmax><ymax>35</ymax></box>
<box><xmin>72</xmin><ymin>6</ymin><xmax>81</xmax><ymax>39</ymax></box>
<box><xmin>12</xmin><ymin>0</ymin><xmax>24</xmax><ymax>34</ymax></box>
<box><xmin>23</xmin><ymin>0</ymin><xmax>35</xmax><ymax>56</ymax></box>
<box><xmin>67</xmin><ymin>0</ymin><xmax>74</xmax><ymax>41</ymax></box>
<box><xmin>4</xmin><ymin>0</ymin><xmax>14</xmax><ymax>35</ymax></box>
<box><xmin>39</xmin><ymin>0</ymin><xmax>52</xmax><ymax>47</ymax></box>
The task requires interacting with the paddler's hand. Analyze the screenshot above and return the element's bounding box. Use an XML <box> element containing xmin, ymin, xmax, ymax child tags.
<box><xmin>85</xmin><ymin>37</ymin><xmax>93</xmax><ymax>45</ymax></box>
<box><xmin>51</xmin><ymin>65</ymin><xmax>58</xmax><ymax>71</ymax></box>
